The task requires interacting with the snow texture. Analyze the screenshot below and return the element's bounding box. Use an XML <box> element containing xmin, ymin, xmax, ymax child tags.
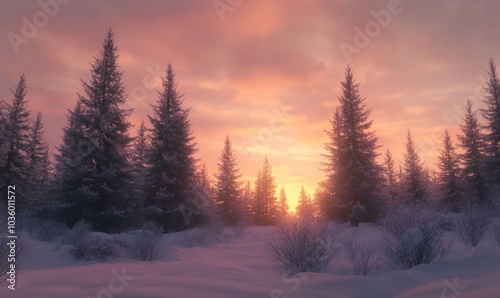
<box><xmin>0</xmin><ymin>226</ymin><xmax>499</xmax><ymax>297</ymax></box>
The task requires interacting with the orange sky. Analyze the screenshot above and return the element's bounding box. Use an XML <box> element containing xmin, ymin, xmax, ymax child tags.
<box><xmin>1</xmin><ymin>0</ymin><xmax>500</xmax><ymax>210</ymax></box>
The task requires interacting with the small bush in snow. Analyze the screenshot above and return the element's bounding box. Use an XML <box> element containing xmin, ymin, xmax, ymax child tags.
<box><xmin>64</xmin><ymin>220</ymin><xmax>92</xmax><ymax>245</ymax></box>
<box><xmin>18</xmin><ymin>213</ymin><xmax>69</xmax><ymax>243</ymax></box>
<box><xmin>489</xmin><ymin>218</ymin><xmax>500</xmax><ymax>246</ymax></box>
<box><xmin>342</xmin><ymin>231</ymin><xmax>382</xmax><ymax>275</ymax></box>
<box><xmin>455</xmin><ymin>205</ymin><xmax>491</xmax><ymax>247</ymax></box>
<box><xmin>381</xmin><ymin>220</ymin><xmax>451</xmax><ymax>270</ymax></box>
<box><xmin>71</xmin><ymin>232</ymin><xmax>119</xmax><ymax>262</ymax></box>
<box><xmin>182</xmin><ymin>222</ymin><xmax>225</xmax><ymax>247</ymax></box>
<box><xmin>227</xmin><ymin>224</ymin><xmax>246</xmax><ymax>237</ymax></box>
<box><xmin>382</xmin><ymin>207</ymin><xmax>428</xmax><ymax>239</ymax></box>
<box><xmin>267</xmin><ymin>218</ymin><xmax>339</xmax><ymax>275</ymax></box>
<box><xmin>129</xmin><ymin>222</ymin><xmax>166</xmax><ymax>261</ymax></box>
<box><xmin>433</xmin><ymin>213</ymin><xmax>457</xmax><ymax>232</ymax></box>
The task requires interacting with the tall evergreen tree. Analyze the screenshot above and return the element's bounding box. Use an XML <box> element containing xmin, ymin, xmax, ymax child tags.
<box><xmin>145</xmin><ymin>64</ymin><xmax>198</xmax><ymax>230</ymax></box>
<box><xmin>53</xmin><ymin>101</ymin><xmax>90</xmax><ymax>225</ymax></box>
<box><xmin>214</xmin><ymin>135</ymin><xmax>242</xmax><ymax>226</ymax></box>
<box><xmin>242</xmin><ymin>180</ymin><xmax>253</xmax><ymax>223</ymax></box>
<box><xmin>322</xmin><ymin>66</ymin><xmax>381</xmax><ymax>222</ymax></box>
<box><xmin>252</xmin><ymin>170</ymin><xmax>263</xmax><ymax>224</ymax></box>
<box><xmin>458</xmin><ymin>99</ymin><xmax>487</xmax><ymax>202</ymax></box>
<box><xmin>130</xmin><ymin>120</ymin><xmax>148</xmax><ymax>200</ymax></box>
<box><xmin>0</xmin><ymin>75</ymin><xmax>31</xmax><ymax>206</ymax></box>
<box><xmin>26</xmin><ymin>111</ymin><xmax>51</xmax><ymax>203</ymax></box>
<box><xmin>277</xmin><ymin>186</ymin><xmax>289</xmax><ymax>220</ymax></box>
<box><xmin>383</xmin><ymin>148</ymin><xmax>398</xmax><ymax>205</ymax></box>
<box><xmin>403</xmin><ymin>130</ymin><xmax>427</xmax><ymax>204</ymax></box>
<box><xmin>192</xmin><ymin>162</ymin><xmax>215</xmax><ymax>225</ymax></box>
<box><xmin>54</xmin><ymin>30</ymin><xmax>134</xmax><ymax>231</ymax></box>
<box><xmin>296</xmin><ymin>186</ymin><xmax>313</xmax><ymax>220</ymax></box>
<box><xmin>253</xmin><ymin>157</ymin><xmax>277</xmax><ymax>225</ymax></box>
<box><xmin>481</xmin><ymin>59</ymin><xmax>500</xmax><ymax>187</ymax></box>
<box><xmin>0</xmin><ymin>97</ymin><xmax>7</xmax><ymax>158</ymax></box>
<box><xmin>437</xmin><ymin>130</ymin><xmax>461</xmax><ymax>212</ymax></box>
<box><xmin>320</xmin><ymin>108</ymin><xmax>343</xmax><ymax>219</ymax></box>
<box><xmin>195</xmin><ymin>162</ymin><xmax>212</xmax><ymax>199</ymax></box>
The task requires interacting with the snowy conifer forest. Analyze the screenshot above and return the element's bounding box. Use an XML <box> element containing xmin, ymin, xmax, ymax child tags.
<box><xmin>1</xmin><ymin>1</ymin><xmax>500</xmax><ymax>297</ymax></box>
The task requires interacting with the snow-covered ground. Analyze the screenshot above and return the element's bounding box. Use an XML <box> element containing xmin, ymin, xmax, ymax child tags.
<box><xmin>1</xmin><ymin>225</ymin><xmax>499</xmax><ymax>298</ymax></box>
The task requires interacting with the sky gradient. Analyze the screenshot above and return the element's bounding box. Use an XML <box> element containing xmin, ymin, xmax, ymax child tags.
<box><xmin>1</xmin><ymin>0</ymin><xmax>500</xmax><ymax>210</ymax></box>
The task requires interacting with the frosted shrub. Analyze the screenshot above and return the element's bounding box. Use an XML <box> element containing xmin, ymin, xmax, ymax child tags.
<box><xmin>35</xmin><ymin>220</ymin><xmax>69</xmax><ymax>242</ymax></box>
<box><xmin>182</xmin><ymin>222</ymin><xmax>225</xmax><ymax>247</ymax></box>
<box><xmin>455</xmin><ymin>205</ymin><xmax>491</xmax><ymax>247</ymax></box>
<box><xmin>18</xmin><ymin>213</ymin><xmax>68</xmax><ymax>243</ymax></box>
<box><xmin>342</xmin><ymin>231</ymin><xmax>382</xmax><ymax>275</ymax></box>
<box><xmin>382</xmin><ymin>206</ymin><xmax>427</xmax><ymax>239</ymax></box>
<box><xmin>381</xmin><ymin>220</ymin><xmax>451</xmax><ymax>270</ymax></box>
<box><xmin>182</xmin><ymin>229</ymin><xmax>208</xmax><ymax>247</ymax></box>
<box><xmin>71</xmin><ymin>232</ymin><xmax>119</xmax><ymax>262</ymax></box>
<box><xmin>267</xmin><ymin>218</ymin><xmax>339</xmax><ymax>275</ymax></box>
<box><xmin>227</xmin><ymin>224</ymin><xmax>246</xmax><ymax>237</ymax></box>
<box><xmin>129</xmin><ymin>222</ymin><xmax>166</xmax><ymax>261</ymax></box>
<box><xmin>64</xmin><ymin>220</ymin><xmax>92</xmax><ymax>245</ymax></box>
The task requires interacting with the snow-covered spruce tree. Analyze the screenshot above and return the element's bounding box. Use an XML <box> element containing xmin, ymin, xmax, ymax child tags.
<box><xmin>53</xmin><ymin>101</ymin><xmax>89</xmax><ymax>225</ymax></box>
<box><xmin>277</xmin><ymin>186</ymin><xmax>289</xmax><ymax>221</ymax></box>
<box><xmin>481</xmin><ymin>59</ymin><xmax>500</xmax><ymax>188</ymax></box>
<box><xmin>192</xmin><ymin>162</ymin><xmax>215</xmax><ymax>225</ymax></box>
<box><xmin>0</xmin><ymin>75</ymin><xmax>31</xmax><ymax>207</ymax></box>
<box><xmin>318</xmin><ymin>108</ymin><xmax>340</xmax><ymax>219</ymax></box>
<box><xmin>242</xmin><ymin>181</ymin><xmax>254</xmax><ymax>223</ymax></box>
<box><xmin>437</xmin><ymin>130</ymin><xmax>462</xmax><ymax>212</ymax></box>
<box><xmin>145</xmin><ymin>64</ymin><xmax>199</xmax><ymax>231</ymax></box>
<box><xmin>296</xmin><ymin>186</ymin><xmax>313</xmax><ymax>220</ymax></box>
<box><xmin>253</xmin><ymin>157</ymin><xmax>278</xmax><ymax>225</ymax></box>
<box><xmin>252</xmin><ymin>170</ymin><xmax>263</xmax><ymax>224</ymax></box>
<box><xmin>458</xmin><ymin>99</ymin><xmax>488</xmax><ymax>203</ymax></box>
<box><xmin>26</xmin><ymin>111</ymin><xmax>51</xmax><ymax>206</ymax></box>
<box><xmin>402</xmin><ymin>130</ymin><xmax>427</xmax><ymax>205</ymax></box>
<box><xmin>130</xmin><ymin>120</ymin><xmax>148</xmax><ymax>201</ymax></box>
<box><xmin>383</xmin><ymin>148</ymin><xmax>399</xmax><ymax>206</ymax></box>
<box><xmin>214</xmin><ymin>135</ymin><xmax>243</xmax><ymax>226</ymax></box>
<box><xmin>322</xmin><ymin>66</ymin><xmax>382</xmax><ymax>223</ymax></box>
<box><xmin>54</xmin><ymin>31</ymin><xmax>135</xmax><ymax>232</ymax></box>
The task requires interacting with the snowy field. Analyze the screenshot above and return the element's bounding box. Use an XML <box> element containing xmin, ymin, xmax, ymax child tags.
<box><xmin>1</xmin><ymin>224</ymin><xmax>499</xmax><ymax>298</ymax></box>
